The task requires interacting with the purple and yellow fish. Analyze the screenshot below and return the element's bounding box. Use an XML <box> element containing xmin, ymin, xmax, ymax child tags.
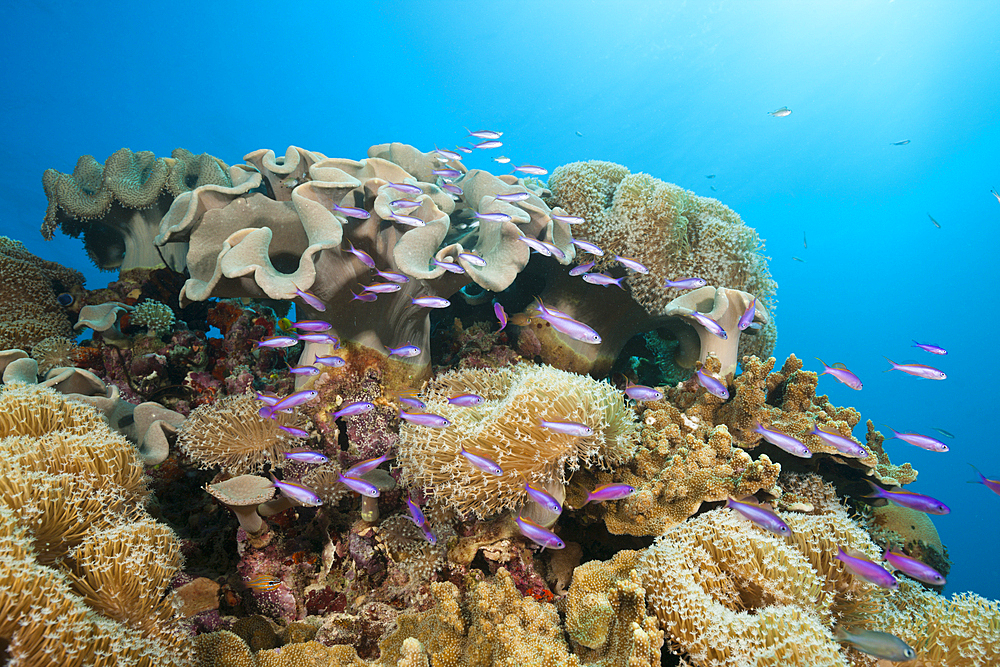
<box><xmin>884</xmin><ymin>357</ymin><xmax>946</xmax><ymax>380</ymax></box>
<box><xmin>883</xmin><ymin>549</ymin><xmax>946</xmax><ymax>586</ymax></box>
<box><xmin>864</xmin><ymin>481</ymin><xmax>950</xmax><ymax>515</ymax></box>
<box><xmin>515</xmin><ymin>515</ymin><xmax>565</xmax><ymax>549</ymax></box>
<box><xmin>836</xmin><ymin>548</ymin><xmax>898</xmax><ymax>589</ymax></box>
<box><xmin>969</xmin><ymin>464</ymin><xmax>1000</xmax><ymax>497</ymax></box>
<box><xmin>815</xmin><ymin>357</ymin><xmax>862</xmax><ymax>390</ymax></box>
<box><xmin>584</xmin><ymin>483</ymin><xmax>635</xmax><ymax>505</ymax></box>
<box><xmin>726</xmin><ymin>497</ymin><xmax>791</xmax><ymax>536</ymax></box>
<box><xmin>460</xmin><ymin>447</ymin><xmax>503</xmax><ymax>476</ymax></box>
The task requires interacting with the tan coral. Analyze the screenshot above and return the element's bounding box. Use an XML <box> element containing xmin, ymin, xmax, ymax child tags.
<box><xmin>30</xmin><ymin>336</ymin><xmax>78</xmax><ymax>375</ymax></box>
<box><xmin>396</xmin><ymin>363</ymin><xmax>638</xmax><ymax>520</ymax></box>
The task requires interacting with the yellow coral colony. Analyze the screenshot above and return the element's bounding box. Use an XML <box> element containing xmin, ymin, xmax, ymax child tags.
<box><xmin>0</xmin><ymin>383</ymin><xmax>191</xmax><ymax>666</ymax></box>
<box><xmin>396</xmin><ymin>363</ymin><xmax>638</xmax><ymax>520</ymax></box>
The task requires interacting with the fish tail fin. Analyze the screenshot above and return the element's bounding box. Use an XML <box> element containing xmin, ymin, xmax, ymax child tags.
<box><xmin>883</xmin><ymin>356</ymin><xmax>896</xmax><ymax>371</ymax></box>
<box><xmin>968</xmin><ymin>463</ymin><xmax>986</xmax><ymax>483</ymax></box>
<box><xmin>880</xmin><ymin>424</ymin><xmax>897</xmax><ymax>438</ymax></box>
<box><xmin>862</xmin><ymin>480</ymin><xmax>885</xmax><ymax>499</ymax></box>
<box><xmin>814</xmin><ymin>356</ymin><xmax>829</xmax><ymax>372</ymax></box>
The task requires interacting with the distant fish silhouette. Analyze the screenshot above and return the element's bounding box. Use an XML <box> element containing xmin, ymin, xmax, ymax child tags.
<box><xmin>576</xmin><ymin>130</ymin><xmax>584</xmax><ymax>137</ymax></box>
<box><xmin>768</xmin><ymin>106</ymin><xmax>792</xmax><ymax>117</ymax></box>
<box><xmin>706</xmin><ymin>174</ymin><xmax>716</xmax><ymax>179</ymax></box>
<box><xmin>803</xmin><ymin>232</ymin><xmax>808</xmax><ymax>249</ymax></box>
<box><xmin>891</xmin><ymin>140</ymin><xmax>911</xmax><ymax>146</ymax></box>
<box><xmin>792</xmin><ymin>256</ymin><xmax>805</xmax><ymax>262</ymax></box>
<box><xmin>928</xmin><ymin>213</ymin><xmax>941</xmax><ymax>229</ymax></box>
<box><xmin>991</xmin><ymin>188</ymin><xmax>1000</xmax><ymax>204</ymax></box>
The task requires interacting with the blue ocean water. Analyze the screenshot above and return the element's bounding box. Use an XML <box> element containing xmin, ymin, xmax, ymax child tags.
<box><xmin>2</xmin><ymin>0</ymin><xmax>997</xmax><ymax>603</ymax></box>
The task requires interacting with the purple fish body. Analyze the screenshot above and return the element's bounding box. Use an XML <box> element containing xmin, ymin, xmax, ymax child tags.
<box><xmin>364</xmin><ymin>282</ymin><xmax>403</xmax><ymax>294</ymax></box>
<box><xmin>585</xmin><ymin>483</ymin><xmax>635</xmax><ymax>504</ymax></box>
<box><xmin>344</xmin><ymin>453</ymin><xmax>391</xmax><ymax>478</ymax></box>
<box><xmin>314</xmin><ymin>355</ymin><xmax>346</xmax><ymax>367</ymax></box>
<box><xmin>571</xmin><ymin>239</ymin><xmax>603</xmax><ymax>255</ymax></box>
<box><xmin>433</xmin><ymin>259</ymin><xmax>466</xmax><ymax>274</ymax></box>
<box><xmin>810</xmin><ymin>425</ymin><xmax>866</xmax><ymax>458</ymax></box>
<box><xmin>256</xmin><ymin>392</ymin><xmax>280</xmax><ymax>406</ymax></box>
<box><xmin>836</xmin><ymin>548</ymin><xmax>898</xmax><ymax>589</ymax></box>
<box><xmin>411</xmin><ymin>296</ymin><xmax>451</xmax><ymax>308</ymax></box>
<box><xmin>865</xmin><ymin>481</ymin><xmax>950</xmax><ymax>514</ymax></box>
<box><xmin>969</xmin><ymin>464</ymin><xmax>1000</xmax><ymax>496</ymax></box>
<box><xmin>518</xmin><ymin>236</ymin><xmax>552</xmax><ymax>256</ymax></box>
<box><xmin>456</xmin><ymin>145</ymin><xmax>474</xmax><ymax>153</ymax></box>
<box><xmin>687</xmin><ymin>311</ymin><xmax>728</xmax><ymax>339</ymax></box>
<box><xmin>292</xmin><ymin>320</ymin><xmax>332</xmax><ymax>332</ymax></box>
<box><xmin>615</xmin><ymin>255</ymin><xmax>648</xmax><ymax>274</ymax></box>
<box><xmin>515</xmin><ymin>515</ymin><xmax>565</xmax><ymax>549</ymax></box>
<box><xmin>494</xmin><ymin>301</ymin><xmax>508</xmax><ymax>331</ymax></box>
<box><xmin>534</xmin><ymin>299</ymin><xmax>602</xmax><ymax>344</ymax></box>
<box><xmin>466</xmin><ymin>128</ymin><xmax>503</xmax><ymax>139</ymax></box>
<box><xmin>387</xmin><ymin>344</ymin><xmax>421</xmax><ymax>358</ymax></box>
<box><xmin>582</xmin><ymin>273</ymin><xmax>625</xmax><ymax>288</ymax></box>
<box><xmin>539</xmin><ymin>420</ymin><xmax>593</xmax><ymax>437</ymax></box>
<box><xmin>433</xmin><ymin>168</ymin><xmax>462</xmax><ymax>178</ymax></box>
<box><xmin>551</xmin><ymin>213</ymin><xmax>584</xmax><ymax>225</ymax></box>
<box><xmin>884</xmin><ymin>357</ymin><xmax>946</xmax><ymax>380</ymax></box>
<box><xmin>434</xmin><ymin>147</ymin><xmax>462</xmax><ymax>160</ymax></box>
<box><xmin>569</xmin><ymin>262</ymin><xmax>595</xmax><ymax>276</ymax></box>
<box><xmin>338</xmin><ymin>474</ymin><xmax>380</xmax><ymax>497</ymax></box>
<box><xmin>399</xmin><ymin>396</ymin><xmax>426</xmax><ymax>409</ymax></box>
<box><xmin>753</xmin><ymin>423</ymin><xmax>812</xmax><ymax>458</ymax></box>
<box><xmin>376</xmin><ymin>270</ymin><xmax>410</xmax><ymax>283</ymax></box>
<box><xmin>278</xmin><ymin>425</ymin><xmax>311</xmax><ymax>438</ymax></box>
<box><xmin>421</xmin><ymin>525</ymin><xmax>437</xmax><ymax>544</ymax></box>
<box><xmin>884</xmin><ymin>426</ymin><xmax>949</xmax><ymax>452</ymax></box>
<box><xmin>390</xmin><ymin>198</ymin><xmax>421</xmax><ymax>209</ymax></box>
<box><xmin>294</xmin><ymin>289</ymin><xmax>326</xmax><ymax>312</ymax></box>
<box><xmin>387</xmin><ymin>182</ymin><xmax>423</xmax><ymax>195</ymax></box>
<box><xmin>460</xmin><ymin>447</ymin><xmax>503</xmax><ymax>475</ymax></box>
<box><xmin>884</xmin><ymin>550</ymin><xmax>946</xmax><ymax>585</ymax></box>
<box><xmin>696</xmin><ymin>370</ymin><xmax>730</xmax><ymax>399</ymax></box>
<box><xmin>400</xmin><ymin>412</ymin><xmax>451</xmax><ymax>428</ymax></box>
<box><xmin>390</xmin><ymin>212</ymin><xmax>426</xmax><ymax>227</ymax></box>
<box><xmin>448</xmin><ymin>393</ymin><xmax>484</xmax><ymax>406</ymax></box>
<box><xmin>352</xmin><ymin>291</ymin><xmax>378</xmax><ymax>302</ymax></box>
<box><xmin>405</xmin><ymin>496</ymin><xmax>426</xmax><ymax>527</ymax></box>
<box><xmin>256</xmin><ymin>336</ymin><xmax>299</xmax><ymax>349</ymax></box>
<box><xmin>816</xmin><ymin>358</ymin><xmax>863</xmax><ymax>390</ymax></box>
<box><xmin>272</xmin><ymin>389</ymin><xmax>319</xmax><ymax>412</ymax></box>
<box><xmin>624</xmin><ymin>383</ymin><xmax>663</xmax><ymax>401</ymax></box>
<box><xmin>474</xmin><ymin>211</ymin><xmax>512</xmax><ymax>223</ymax></box>
<box><xmin>344</xmin><ymin>241</ymin><xmax>377</xmax><ymax>269</ymax></box>
<box><xmin>514</xmin><ymin>164</ymin><xmax>548</xmax><ymax>175</ymax></box>
<box><xmin>442</xmin><ymin>183</ymin><xmax>464</xmax><ymax>196</ymax></box>
<box><xmin>271</xmin><ymin>475</ymin><xmax>322</xmax><ymax>506</ymax></box>
<box><xmin>297</xmin><ymin>333</ymin><xmax>338</xmax><ymax>344</ymax></box>
<box><xmin>494</xmin><ymin>191</ymin><xmax>530</xmax><ymax>202</ymax></box>
<box><xmin>726</xmin><ymin>497</ymin><xmax>791</xmax><ymax>536</ymax></box>
<box><xmin>458</xmin><ymin>252</ymin><xmax>487</xmax><ymax>267</ymax></box>
<box><xmin>524</xmin><ymin>482</ymin><xmax>562</xmax><ymax>514</ymax></box>
<box><xmin>540</xmin><ymin>242</ymin><xmax>565</xmax><ymax>260</ymax></box>
<box><xmin>738</xmin><ymin>299</ymin><xmax>757</xmax><ymax>331</ymax></box>
<box><xmin>284</xmin><ymin>450</ymin><xmax>329</xmax><ymax>464</ymax></box>
<box><xmin>475</xmin><ymin>139</ymin><xmax>503</xmax><ymax>149</ymax></box>
<box><xmin>333</xmin><ymin>401</ymin><xmax>375</xmax><ymax>419</ymax></box>
<box><xmin>289</xmin><ymin>365</ymin><xmax>320</xmax><ymax>376</ymax></box>
<box><xmin>665</xmin><ymin>277</ymin><xmax>707</xmax><ymax>290</ymax></box>
<box><xmin>912</xmin><ymin>340</ymin><xmax>947</xmax><ymax>355</ymax></box>
<box><xmin>332</xmin><ymin>204</ymin><xmax>370</xmax><ymax>219</ymax></box>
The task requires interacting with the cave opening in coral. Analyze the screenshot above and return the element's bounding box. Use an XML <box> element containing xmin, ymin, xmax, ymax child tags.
<box><xmin>612</xmin><ymin>327</ymin><xmax>691</xmax><ymax>388</ymax></box>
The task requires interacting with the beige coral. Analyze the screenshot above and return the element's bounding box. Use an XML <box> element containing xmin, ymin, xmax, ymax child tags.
<box><xmin>396</xmin><ymin>363</ymin><xmax>638</xmax><ymax>520</ymax></box>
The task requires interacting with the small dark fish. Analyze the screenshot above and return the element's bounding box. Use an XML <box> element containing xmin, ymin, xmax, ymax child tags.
<box><xmin>928</xmin><ymin>213</ymin><xmax>941</xmax><ymax>228</ymax></box>
<box><xmin>891</xmin><ymin>140</ymin><xmax>911</xmax><ymax>146</ymax></box>
<box><xmin>792</xmin><ymin>256</ymin><xmax>805</xmax><ymax>262</ymax></box>
<box><xmin>803</xmin><ymin>232</ymin><xmax>807</xmax><ymax>249</ymax></box>
<box><xmin>834</xmin><ymin>627</ymin><xmax>915</xmax><ymax>662</ymax></box>
<box><xmin>768</xmin><ymin>106</ymin><xmax>792</xmax><ymax>117</ymax></box>
<box><xmin>931</xmin><ymin>427</ymin><xmax>954</xmax><ymax>438</ymax></box>
<box><xmin>706</xmin><ymin>174</ymin><xmax>715</xmax><ymax>179</ymax></box>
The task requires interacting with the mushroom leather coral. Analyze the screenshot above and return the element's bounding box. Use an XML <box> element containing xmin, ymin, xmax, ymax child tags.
<box><xmin>0</xmin><ymin>384</ymin><xmax>191</xmax><ymax>666</ymax></box>
<box><xmin>397</xmin><ymin>363</ymin><xmax>638</xmax><ymax>519</ymax></box>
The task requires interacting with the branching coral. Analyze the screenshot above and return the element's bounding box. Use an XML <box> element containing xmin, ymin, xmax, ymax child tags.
<box><xmin>396</xmin><ymin>363</ymin><xmax>638</xmax><ymax>520</ymax></box>
<box><xmin>130</xmin><ymin>299</ymin><xmax>176</xmax><ymax>335</ymax></box>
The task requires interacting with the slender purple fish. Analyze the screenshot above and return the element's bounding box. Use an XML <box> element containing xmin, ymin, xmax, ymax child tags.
<box><xmin>387</xmin><ymin>182</ymin><xmax>422</xmax><ymax>195</ymax></box>
<box><xmin>271</xmin><ymin>389</ymin><xmax>319</xmax><ymax>412</ymax></box>
<box><xmin>448</xmin><ymin>393</ymin><xmax>484</xmax><ymax>407</ymax></box>
<box><xmin>411</xmin><ymin>296</ymin><xmax>451</xmax><ymax>308</ymax></box>
<box><xmin>571</xmin><ymin>239</ymin><xmax>603</xmax><ymax>255</ymax></box>
<box><xmin>514</xmin><ymin>164</ymin><xmax>548</xmax><ymax>175</ymax></box>
<box><xmin>696</xmin><ymin>370</ymin><xmax>730</xmax><ymax>399</ymax></box>
<box><xmin>524</xmin><ymin>482</ymin><xmax>562</xmax><ymax>514</ymax></box>
<box><xmin>475</xmin><ymin>139</ymin><xmax>503</xmax><ymax>149</ymax></box>
<box><xmin>421</xmin><ymin>525</ymin><xmax>437</xmax><ymax>544</ymax></box>
<box><xmin>810</xmin><ymin>425</ymin><xmax>867</xmax><ymax>458</ymax></box>
<box><xmin>883</xmin><ymin>425</ymin><xmax>949</xmax><ymax>452</ymax></box>
<box><xmin>624</xmin><ymin>383</ymin><xmax>663</xmax><ymax>401</ymax></box>
<box><xmin>399</xmin><ymin>396</ymin><xmax>426</xmax><ymax>410</ymax></box>
<box><xmin>474</xmin><ymin>211</ymin><xmax>512</xmax><ymax>223</ymax></box>
<box><xmin>615</xmin><ymin>255</ymin><xmax>648</xmax><ymax>274</ymax></box>
<box><xmin>969</xmin><ymin>464</ymin><xmax>1000</xmax><ymax>496</ymax></box>
<box><xmin>256</xmin><ymin>336</ymin><xmax>299</xmax><ymax>348</ymax></box>
<box><xmin>390</xmin><ymin>198</ymin><xmax>421</xmax><ymax>209</ymax></box>
<box><xmin>864</xmin><ymin>481</ymin><xmax>950</xmax><ymax>514</ymax></box>
<box><xmin>292</xmin><ymin>320</ymin><xmax>332</xmax><ymax>332</ymax></box>
<box><xmin>278</xmin><ymin>426</ymin><xmax>311</xmax><ymax>438</ymax></box>
<box><xmin>433</xmin><ymin>168</ymin><xmax>462</xmax><ymax>178</ymax></box>
<box><xmin>836</xmin><ymin>548</ymin><xmax>898</xmax><ymax>589</ymax></box>
<box><xmin>344</xmin><ymin>241</ymin><xmax>377</xmax><ymax>269</ymax></box>
<box><xmin>284</xmin><ymin>450</ymin><xmax>329</xmax><ymax>464</ymax></box>
<box><xmin>458</xmin><ymin>252</ymin><xmax>486</xmax><ymax>267</ymax></box>
<box><xmin>338</xmin><ymin>474</ymin><xmax>380</xmax><ymax>497</ymax></box>
<box><xmin>314</xmin><ymin>355</ymin><xmax>346</xmax><ymax>367</ymax></box>
<box><xmin>343</xmin><ymin>453</ymin><xmax>391</xmax><ymax>478</ymax></box>
<box><xmin>460</xmin><ymin>447</ymin><xmax>503</xmax><ymax>475</ymax></box>
<box><xmin>582</xmin><ymin>273</ymin><xmax>625</xmax><ymax>288</ymax></box>
<box><xmin>912</xmin><ymin>341</ymin><xmax>947</xmax><ymax>355</ymax></box>
<box><xmin>687</xmin><ymin>311</ymin><xmax>728</xmax><ymax>340</ymax></box>
<box><xmin>494</xmin><ymin>191</ymin><xmax>530</xmax><ymax>202</ymax></box>
<box><xmin>376</xmin><ymin>270</ymin><xmax>410</xmax><ymax>283</ymax></box>
<box><xmin>456</xmin><ymin>145</ymin><xmax>474</xmax><ymax>153</ymax></box>
<box><xmin>297</xmin><ymin>333</ymin><xmax>338</xmax><ymax>345</ymax></box>
<box><xmin>884</xmin><ymin>357</ymin><xmax>946</xmax><ymax>380</ymax></box>
<box><xmin>585</xmin><ymin>483</ymin><xmax>635</xmax><ymax>504</ymax></box>
<box><xmin>519</xmin><ymin>236</ymin><xmax>552</xmax><ymax>256</ymax></box>
<box><xmin>352</xmin><ymin>291</ymin><xmax>378</xmax><ymax>302</ymax></box>
<box><xmin>738</xmin><ymin>298</ymin><xmax>756</xmax><ymax>331</ymax></box>
<box><xmin>270</xmin><ymin>475</ymin><xmax>322</xmax><ymax>505</ymax></box>
<box><xmin>664</xmin><ymin>277</ymin><xmax>707</xmax><ymax>289</ymax></box>
<box><xmin>363</xmin><ymin>282</ymin><xmax>402</xmax><ymax>294</ymax></box>
<box><xmin>442</xmin><ymin>183</ymin><xmax>463</xmax><ymax>196</ymax></box>
<box><xmin>387</xmin><ymin>344</ymin><xmax>421</xmax><ymax>358</ymax></box>
<box><xmin>434</xmin><ymin>147</ymin><xmax>462</xmax><ymax>160</ymax></box>
<box><xmin>333</xmin><ymin>401</ymin><xmax>375</xmax><ymax>419</ymax></box>
<box><xmin>390</xmin><ymin>212</ymin><xmax>426</xmax><ymax>227</ymax></box>
<box><xmin>289</xmin><ymin>365</ymin><xmax>320</xmax><ymax>376</ymax></box>
<box><xmin>433</xmin><ymin>258</ymin><xmax>465</xmax><ymax>274</ymax></box>
<box><xmin>332</xmin><ymin>203</ymin><xmax>370</xmax><ymax>219</ymax></box>
<box><xmin>405</xmin><ymin>496</ymin><xmax>426</xmax><ymax>527</ymax></box>
<box><xmin>753</xmin><ymin>423</ymin><xmax>812</xmax><ymax>458</ymax></box>
<box><xmin>551</xmin><ymin>213</ymin><xmax>585</xmax><ymax>225</ymax></box>
<box><xmin>539</xmin><ymin>420</ymin><xmax>593</xmax><ymax>437</ymax></box>
<box><xmin>465</xmin><ymin>128</ymin><xmax>503</xmax><ymax>139</ymax></box>
<box><xmin>494</xmin><ymin>301</ymin><xmax>508</xmax><ymax>331</ymax></box>
<box><xmin>540</xmin><ymin>241</ymin><xmax>565</xmax><ymax>260</ymax></box>
<box><xmin>883</xmin><ymin>550</ymin><xmax>946</xmax><ymax>585</ymax></box>
<box><xmin>816</xmin><ymin>358</ymin><xmax>863</xmax><ymax>390</ymax></box>
<box><xmin>569</xmin><ymin>262</ymin><xmax>595</xmax><ymax>276</ymax></box>
<box><xmin>515</xmin><ymin>515</ymin><xmax>565</xmax><ymax>549</ymax></box>
<box><xmin>294</xmin><ymin>289</ymin><xmax>326</xmax><ymax>312</ymax></box>
<box><xmin>726</xmin><ymin>497</ymin><xmax>791</xmax><ymax>536</ymax></box>
<box><xmin>256</xmin><ymin>392</ymin><xmax>280</xmax><ymax>406</ymax></box>
<box><xmin>399</xmin><ymin>412</ymin><xmax>451</xmax><ymax>428</ymax></box>
<box><xmin>533</xmin><ymin>299</ymin><xmax>602</xmax><ymax>344</ymax></box>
